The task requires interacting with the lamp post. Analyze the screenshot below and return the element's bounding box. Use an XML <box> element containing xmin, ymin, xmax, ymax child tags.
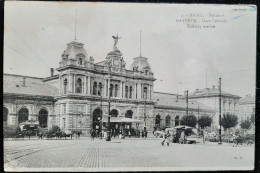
<box><xmin>198</xmin><ymin>104</ymin><xmax>200</xmax><ymax>130</ymax></box>
<box><xmin>218</xmin><ymin>77</ymin><xmax>222</xmax><ymax>145</ymax></box>
<box><xmin>144</xmin><ymin>87</ymin><xmax>147</xmax><ymax>127</ymax></box>
<box><xmin>106</xmin><ymin>64</ymin><xmax>112</xmax><ymax>141</ymax></box>
<box><xmin>99</xmin><ymin>83</ymin><xmax>103</xmax><ymax>139</ymax></box>
<box><xmin>186</xmin><ymin>90</ymin><xmax>189</xmax><ymax>116</ymax></box>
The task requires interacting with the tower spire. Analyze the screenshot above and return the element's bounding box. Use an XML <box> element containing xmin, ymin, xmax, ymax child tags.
<box><xmin>206</xmin><ymin>68</ymin><xmax>207</xmax><ymax>88</ymax></box>
<box><xmin>74</xmin><ymin>9</ymin><xmax>77</xmax><ymax>41</ymax></box>
<box><xmin>140</xmin><ymin>30</ymin><xmax>142</xmax><ymax>57</ymax></box>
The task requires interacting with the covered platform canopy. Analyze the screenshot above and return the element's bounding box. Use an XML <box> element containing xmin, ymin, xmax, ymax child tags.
<box><xmin>102</xmin><ymin>117</ymin><xmax>142</xmax><ymax>123</ymax></box>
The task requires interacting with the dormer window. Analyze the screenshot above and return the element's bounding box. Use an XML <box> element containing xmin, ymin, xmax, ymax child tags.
<box><xmin>78</xmin><ymin>58</ymin><xmax>83</xmax><ymax>65</ymax></box>
<box><xmin>145</xmin><ymin>70</ymin><xmax>149</xmax><ymax>75</ymax></box>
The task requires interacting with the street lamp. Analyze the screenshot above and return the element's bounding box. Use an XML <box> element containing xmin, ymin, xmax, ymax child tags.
<box><xmin>198</xmin><ymin>104</ymin><xmax>200</xmax><ymax>130</ymax></box>
<box><xmin>99</xmin><ymin>83</ymin><xmax>103</xmax><ymax>139</ymax></box>
<box><xmin>186</xmin><ymin>90</ymin><xmax>189</xmax><ymax>116</ymax></box>
<box><xmin>144</xmin><ymin>87</ymin><xmax>147</xmax><ymax>127</ymax></box>
<box><xmin>106</xmin><ymin>63</ymin><xmax>112</xmax><ymax>141</ymax></box>
<box><xmin>218</xmin><ymin>77</ymin><xmax>222</xmax><ymax>145</ymax></box>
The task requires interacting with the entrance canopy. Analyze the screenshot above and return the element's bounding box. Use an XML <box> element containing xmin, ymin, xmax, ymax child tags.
<box><xmin>19</xmin><ymin>120</ymin><xmax>39</xmax><ymax>126</ymax></box>
<box><xmin>102</xmin><ymin>117</ymin><xmax>142</xmax><ymax>123</ymax></box>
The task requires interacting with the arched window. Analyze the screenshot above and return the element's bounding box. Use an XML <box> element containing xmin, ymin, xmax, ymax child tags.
<box><xmin>114</xmin><ymin>84</ymin><xmax>118</xmax><ymax>97</ymax></box>
<box><xmin>93</xmin><ymin>82</ymin><xmax>97</xmax><ymax>95</ymax></box>
<box><xmin>165</xmin><ymin>115</ymin><xmax>171</xmax><ymax>127</ymax></box>
<box><xmin>78</xmin><ymin>58</ymin><xmax>83</xmax><ymax>65</ymax></box>
<box><xmin>18</xmin><ymin>108</ymin><xmax>29</xmax><ymax>124</ymax></box>
<box><xmin>110</xmin><ymin>109</ymin><xmax>118</xmax><ymax>117</ymax></box>
<box><xmin>125</xmin><ymin>110</ymin><xmax>133</xmax><ymax>118</ymax></box>
<box><xmin>93</xmin><ymin>108</ymin><xmax>103</xmax><ymax>131</ymax></box>
<box><xmin>110</xmin><ymin>84</ymin><xmax>113</xmax><ymax>97</ymax></box>
<box><xmin>39</xmin><ymin>109</ymin><xmax>48</xmax><ymax>128</ymax></box>
<box><xmin>4</xmin><ymin>107</ymin><xmax>8</xmax><ymax>122</ymax></box>
<box><xmin>125</xmin><ymin>86</ymin><xmax>128</xmax><ymax>98</ymax></box>
<box><xmin>64</xmin><ymin>79</ymin><xmax>67</xmax><ymax>94</ymax></box>
<box><xmin>155</xmin><ymin>114</ymin><xmax>161</xmax><ymax>127</ymax></box>
<box><xmin>76</xmin><ymin>78</ymin><xmax>82</xmax><ymax>93</ymax></box>
<box><xmin>98</xmin><ymin>82</ymin><xmax>102</xmax><ymax>96</ymax></box>
<box><xmin>143</xmin><ymin>87</ymin><xmax>147</xmax><ymax>99</ymax></box>
<box><xmin>175</xmin><ymin>116</ymin><xmax>179</xmax><ymax>126</ymax></box>
<box><xmin>129</xmin><ymin>86</ymin><xmax>132</xmax><ymax>99</ymax></box>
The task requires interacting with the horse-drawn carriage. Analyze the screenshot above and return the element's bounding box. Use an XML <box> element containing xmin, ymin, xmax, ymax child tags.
<box><xmin>3</xmin><ymin>125</ymin><xmax>34</xmax><ymax>140</ymax></box>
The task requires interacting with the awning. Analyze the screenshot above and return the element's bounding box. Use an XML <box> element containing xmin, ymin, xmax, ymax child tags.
<box><xmin>102</xmin><ymin>117</ymin><xmax>142</xmax><ymax>123</ymax></box>
<box><xmin>19</xmin><ymin>121</ymin><xmax>39</xmax><ymax>126</ymax></box>
<box><xmin>174</xmin><ymin>125</ymin><xmax>194</xmax><ymax>129</ymax></box>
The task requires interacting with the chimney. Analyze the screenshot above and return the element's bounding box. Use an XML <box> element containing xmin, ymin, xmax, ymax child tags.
<box><xmin>212</xmin><ymin>85</ymin><xmax>215</xmax><ymax>89</ymax></box>
<box><xmin>50</xmin><ymin>68</ymin><xmax>54</xmax><ymax>77</ymax></box>
<box><xmin>22</xmin><ymin>77</ymin><xmax>26</xmax><ymax>87</ymax></box>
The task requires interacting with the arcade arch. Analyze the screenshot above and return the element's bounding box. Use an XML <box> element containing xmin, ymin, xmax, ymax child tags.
<box><xmin>39</xmin><ymin>109</ymin><xmax>48</xmax><ymax>128</ymax></box>
<box><xmin>18</xmin><ymin>108</ymin><xmax>29</xmax><ymax>124</ymax></box>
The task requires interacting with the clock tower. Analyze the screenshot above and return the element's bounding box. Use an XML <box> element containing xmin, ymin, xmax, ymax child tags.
<box><xmin>105</xmin><ymin>34</ymin><xmax>126</xmax><ymax>72</ymax></box>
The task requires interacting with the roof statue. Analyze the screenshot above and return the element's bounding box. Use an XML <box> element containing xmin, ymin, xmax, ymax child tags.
<box><xmin>112</xmin><ymin>34</ymin><xmax>121</xmax><ymax>50</ymax></box>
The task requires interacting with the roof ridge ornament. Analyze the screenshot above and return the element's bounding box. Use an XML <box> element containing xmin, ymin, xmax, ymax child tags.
<box><xmin>112</xmin><ymin>34</ymin><xmax>121</xmax><ymax>51</ymax></box>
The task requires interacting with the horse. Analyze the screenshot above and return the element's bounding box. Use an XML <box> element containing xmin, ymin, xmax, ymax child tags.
<box><xmin>4</xmin><ymin>130</ymin><xmax>25</xmax><ymax>140</ymax></box>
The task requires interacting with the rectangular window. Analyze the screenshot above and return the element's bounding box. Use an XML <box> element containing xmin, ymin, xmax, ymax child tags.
<box><xmin>63</xmin><ymin>104</ymin><xmax>66</xmax><ymax>114</ymax></box>
<box><xmin>63</xmin><ymin>118</ymin><xmax>66</xmax><ymax>129</ymax></box>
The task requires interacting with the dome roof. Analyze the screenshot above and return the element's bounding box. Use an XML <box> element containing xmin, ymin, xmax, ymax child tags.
<box><xmin>130</xmin><ymin>56</ymin><xmax>152</xmax><ymax>72</ymax></box>
<box><xmin>62</xmin><ymin>41</ymin><xmax>89</xmax><ymax>61</ymax></box>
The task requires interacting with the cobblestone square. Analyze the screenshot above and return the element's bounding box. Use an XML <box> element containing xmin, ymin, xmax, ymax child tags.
<box><xmin>4</xmin><ymin>138</ymin><xmax>254</xmax><ymax>172</ymax></box>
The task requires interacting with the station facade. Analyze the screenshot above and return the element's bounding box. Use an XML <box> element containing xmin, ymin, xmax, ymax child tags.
<box><xmin>3</xmin><ymin>36</ymin><xmax>216</xmax><ymax>136</ymax></box>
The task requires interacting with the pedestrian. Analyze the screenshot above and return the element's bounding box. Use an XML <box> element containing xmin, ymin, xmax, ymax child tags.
<box><xmin>38</xmin><ymin>131</ymin><xmax>43</xmax><ymax>139</ymax></box>
<box><xmin>141</xmin><ymin>130</ymin><xmax>144</xmax><ymax>138</ymax></box>
<box><xmin>180</xmin><ymin>130</ymin><xmax>185</xmax><ymax>144</ymax></box>
<box><xmin>161</xmin><ymin>130</ymin><xmax>166</xmax><ymax>146</ymax></box>
<box><xmin>91</xmin><ymin>129</ymin><xmax>95</xmax><ymax>141</ymax></box>
<box><xmin>77</xmin><ymin>131</ymin><xmax>81</xmax><ymax>139</ymax></box>
<box><xmin>103</xmin><ymin>131</ymin><xmax>107</xmax><ymax>140</ymax></box>
<box><xmin>165</xmin><ymin>131</ymin><xmax>171</xmax><ymax>146</ymax></box>
<box><xmin>144</xmin><ymin>129</ymin><xmax>148</xmax><ymax>139</ymax></box>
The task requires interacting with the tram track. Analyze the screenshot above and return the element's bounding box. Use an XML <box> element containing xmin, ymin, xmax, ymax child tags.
<box><xmin>4</xmin><ymin>138</ymin><xmax>76</xmax><ymax>151</ymax></box>
<box><xmin>4</xmin><ymin>141</ymin><xmax>79</xmax><ymax>164</ymax></box>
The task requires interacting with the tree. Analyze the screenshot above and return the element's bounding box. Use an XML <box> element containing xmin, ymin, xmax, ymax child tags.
<box><xmin>181</xmin><ymin>115</ymin><xmax>197</xmax><ymax>127</ymax></box>
<box><xmin>198</xmin><ymin>115</ymin><xmax>213</xmax><ymax>143</ymax></box>
<box><xmin>221</xmin><ymin>113</ymin><xmax>238</xmax><ymax>143</ymax></box>
<box><xmin>240</xmin><ymin>119</ymin><xmax>251</xmax><ymax>130</ymax></box>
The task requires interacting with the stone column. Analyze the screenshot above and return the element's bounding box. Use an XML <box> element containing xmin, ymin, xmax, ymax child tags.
<box><xmin>104</xmin><ymin>79</ymin><xmax>107</xmax><ymax>97</ymax></box>
<box><xmin>138</xmin><ymin>83</ymin><xmax>142</xmax><ymax>99</ymax></box>
<box><xmin>135</xmin><ymin>83</ymin><xmax>138</xmax><ymax>99</ymax></box>
<box><xmin>108</xmin><ymin>78</ymin><xmax>111</xmax><ymax>97</ymax></box>
<box><xmin>59</xmin><ymin>75</ymin><xmax>62</xmax><ymax>94</ymax></box>
<box><xmin>73</xmin><ymin>74</ymin><xmax>76</xmax><ymax>93</ymax></box>
<box><xmin>87</xmin><ymin>76</ymin><xmax>91</xmax><ymax>95</ymax></box>
<box><xmin>150</xmin><ymin>85</ymin><xmax>153</xmax><ymax>100</ymax></box>
<box><xmin>83</xmin><ymin>76</ymin><xmax>87</xmax><ymax>94</ymax></box>
<box><xmin>147</xmin><ymin>85</ymin><xmax>150</xmax><ymax>100</ymax></box>
<box><xmin>141</xmin><ymin>83</ymin><xmax>143</xmax><ymax>99</ymax></box>
<box><xmin>123</xmin><ymin>82</ymin><xmax>125</xmax><ymax>98</ymax></box>
<box><xmin>120</xmin><ymin>81</ymin><xmax>123</xmax><ymax>98</ymax></box>
<box><xmin>68</xmin><ymin>74</ymin><xmax>72</xmax><ymax>93</ymax></box>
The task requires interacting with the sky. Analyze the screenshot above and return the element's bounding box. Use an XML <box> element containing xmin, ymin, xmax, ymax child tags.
<box><xmin>4</xmin><ymin>2</ymin><xmax>257</xmax><ymax>97</ymax></box>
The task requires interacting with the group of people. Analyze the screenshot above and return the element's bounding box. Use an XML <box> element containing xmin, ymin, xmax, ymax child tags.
<box><xmin>90</xmin><ymin>128</ymin><xmax>148</xmax><ymax>140</ymax></box>
<box><xmin>160</xmin><ymin>129</ymin><xmax>186</xmax><ymax>146</ymax></box>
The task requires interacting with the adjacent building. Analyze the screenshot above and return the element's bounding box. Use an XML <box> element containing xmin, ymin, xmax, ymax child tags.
<box><xmin>189</xmin><ymin>86</ymin><xmax>241</xmax><ymax>129</ymax></box>
<box><xmin>238</xmin><ymin>94</ymin><xmax>255</xmax><ymax>122</ymax></box>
